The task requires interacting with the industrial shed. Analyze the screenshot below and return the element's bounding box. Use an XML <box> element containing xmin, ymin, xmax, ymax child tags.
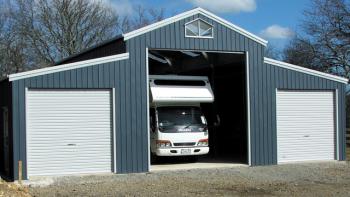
<box><xmin>0</xmin><ymin>7</ymin><xmax>348</xmax><ymax>181</ymax></box>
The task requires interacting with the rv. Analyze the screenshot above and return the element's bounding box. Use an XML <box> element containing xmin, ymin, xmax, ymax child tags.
<box><xmin>149</xmin><ymin>75</ymin><xmax>214</xmax><ymax>159</ymax></box>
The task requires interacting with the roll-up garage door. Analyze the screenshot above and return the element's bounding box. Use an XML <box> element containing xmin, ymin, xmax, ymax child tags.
<box><xmin>276</xmin><ymin>90</ymin><xmax>335</xmax><ymax>163</ymax></box>
<box><xmin>27</xmin><ymin>89</ymin><xmax>113</xmax><ymax>176</ymax></box>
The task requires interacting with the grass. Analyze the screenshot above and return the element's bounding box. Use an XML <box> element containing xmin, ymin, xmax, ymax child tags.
<box><xmin>347</xmin><ymin>146</ymin><xmax>350</xmax><ymax>161</ymax></box>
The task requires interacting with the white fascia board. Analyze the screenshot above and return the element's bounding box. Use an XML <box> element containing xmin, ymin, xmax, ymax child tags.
<box><xmin>198</xmin><ymin>8</ymin><xmax>268</xmax><ymax>46</ymax></box>
<box><xmin>9</xmin><ymin>53</ymin><xmax>129</xmax><ymax>81</ymax></box>
<box><xmin>264</xmin><ymin>57</ymin><xmax>348</xmax><ymax>84</ymax></box>
<box><xmin>123</xmin><ymin>7</ymin><xmax>268</xmax><ymax>46</ymax></box>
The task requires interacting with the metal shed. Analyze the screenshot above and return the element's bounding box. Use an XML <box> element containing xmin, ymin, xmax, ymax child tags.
<box><xmin>0</xmin><ymin>7</ymin><xmax>348</xmax><ymax>181</ymax></box>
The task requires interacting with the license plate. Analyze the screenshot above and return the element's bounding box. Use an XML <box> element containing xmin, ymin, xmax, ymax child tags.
<box><xmin>181</xmin><ymin>149</ymin><xmax>191</xmax><ymax>154</ymax></box>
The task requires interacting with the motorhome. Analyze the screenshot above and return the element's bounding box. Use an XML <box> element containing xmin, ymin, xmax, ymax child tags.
<box><xmin>149</xmin><ymin>75</ymin><xmax>214</xmax><ymax>159</ymax></box>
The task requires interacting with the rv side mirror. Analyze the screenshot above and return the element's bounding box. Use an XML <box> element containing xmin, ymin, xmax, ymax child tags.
<box><xmin>200</xmin><ymin>116</ymin><xmax>207</xmax><ymax>125</ymax></box>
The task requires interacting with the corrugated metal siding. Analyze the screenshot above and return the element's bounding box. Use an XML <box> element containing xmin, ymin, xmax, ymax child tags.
<box><xmin>12</xmin><ymin>58</ymin><xmax>149</xmax><ymax>179</ymax></box>
<box><xmin>263</xmin><ymin>63</ymin><xmax>347</xmax><ymax>163</ymax></box>
<box><xmin>125</xmin><ymin>13</ymin><xmax>346</xmax><ymax>165</ymax></box>
<box><xmin>10</xmin><ymin>12</ymin><xmax>347</xmax><ymax>180</ymax></box>
<box><xmin>125</xmin><ymin>13</ymin><xmax>268</xmax><ymax>166</ymax></box>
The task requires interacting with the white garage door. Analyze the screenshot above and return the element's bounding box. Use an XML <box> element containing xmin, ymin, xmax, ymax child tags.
<box><xmin>27</xmin><ymin>89</ymin><xmax>113</xmax><ymax>176</ymax></box>
<box><xmin>276</xmin><ymin>90</ymin><xmax>336</xmax><ymax>163</ymax></box>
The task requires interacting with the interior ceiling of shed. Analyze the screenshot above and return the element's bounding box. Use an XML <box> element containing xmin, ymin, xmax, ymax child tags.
<box><xmin>148</xmin><ymin>50</ymin><xmax>245</xmax><ymax>76</ymax></box>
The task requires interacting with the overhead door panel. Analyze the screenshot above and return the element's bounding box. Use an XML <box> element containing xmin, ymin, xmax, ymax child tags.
<box><xmin>276</xmin><ymin>90</ymin><xmax>335</xmax><ymax>163</ymax></box>
<box><xmin>27</xmin><ymin>89</ymin><xmax>113</xmax><ymax>176</ymax></box>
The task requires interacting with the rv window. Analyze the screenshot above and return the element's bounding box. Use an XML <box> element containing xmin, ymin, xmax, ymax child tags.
<box><xmin>157</xmin><ymin>106</ymin><xmax>206</xmax><ymax>133</ymax></box>
<box><xmin>154</xmin><ymin>80</ymin><xmax>206</xmax><ymax>86</ymax></box>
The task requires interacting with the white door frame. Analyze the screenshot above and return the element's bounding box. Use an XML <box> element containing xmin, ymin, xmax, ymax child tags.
<box><xmin>335</xmin><ymin>89</ymin><xmax>339</xmax><ymax>160</ymax></box>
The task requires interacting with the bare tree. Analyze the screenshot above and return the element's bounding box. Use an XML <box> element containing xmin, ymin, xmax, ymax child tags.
<box><xmin>265</xmin><ymin>43</ymin><xmax>282</xmax><ymax>60</ymax></box>
<box><xmin>283</xmin><ymin>0</ymin><xmax>350</xmax><ymax>80</ymax></box>
<box><xmin>283</xmin><ymin>37</ymin><xmax>321</xmax><ymax>71</ymax></box>
<box><xmin>120</xmin><ymin>5</ymin><xmax>165</xmax><ymax>33</ymax></box>
<box><xmin>0</xmin><ymin>0</ymin><xmax>165</xmax><ymax>77</ymax></box>
<box><xmin>0</xmin><ymin>2</ymin><xmax>29</xmax><ymax>78</ymax></box>
<box><xmin>9</xmin><ymin>0</ymin><xmax>120</xmax><ymax>67</ymax></box>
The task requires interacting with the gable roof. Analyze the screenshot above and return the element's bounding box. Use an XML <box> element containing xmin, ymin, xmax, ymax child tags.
<box><xmin>264</xmin><ymin>57</ymin><xmax>348</xmax><ymax>84</ymax></box>
<box><xmin>123</xmin><ymin>7</ymin><xmax>268</xmax><ymax>46</ymax></box>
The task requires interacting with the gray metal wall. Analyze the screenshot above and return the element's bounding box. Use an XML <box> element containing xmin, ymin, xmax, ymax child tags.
<box><xmin>11</xmin><ymin>59</ymin><xmax>149</xmax><ymax>180</ymax></box>
<box><xmin>125</xmin><ymin>13</ymin><xmax>347</xmax><ymax>165</ymax></box>
<box><xmin>10</xmin><ymin>12</ymin><xmax>347</xmax><ymax>180</ymax></box>
<box><xmin>125</xmin><ymin>13</ymin><xmax>267</xmax><ymax>166</ymax></box>
<box><xmin>261</xmin><ymin>63</ymin><xmax>347</xmax><ymax>162</ymax></box>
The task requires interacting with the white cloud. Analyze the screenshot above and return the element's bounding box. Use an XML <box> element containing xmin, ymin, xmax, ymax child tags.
<box><xmin>186</xmin><ymin>0</ymin><xmax>256</xmax><ymax>13</ymax></box>
<box><xmin>100</xmin><ymin>0</ymin><xmax>133</xmax><ymax>16</ymax></box>
<box><xmin>115</xmin><ymin>1</ymin><xmax>133</xmax><ymax>16</ymax></box>
<box><xmin>260</xmin><ymin>25</ymin><xmax>294</xmax><ymax>39</ymax></box>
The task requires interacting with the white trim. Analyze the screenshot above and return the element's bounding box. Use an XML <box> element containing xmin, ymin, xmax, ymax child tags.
<box><xmin>9</xmin><ymin>53</ymin><xmax>130</xmax><ymax>81</ymax></box>
<box><xmin>150</xmin><ymin>48</ymin><xmax>245</xmax><ymax>54</ymax></box>
<box><xmin>185</xmin><ymin>35</ymin><xmax>214</xmax><ymax>39</ymax></box>
<box><xmin>245</xmin><ymin>51</ymin><xmax>251</xmax><ymax>166</ymax></box>
<box><xmin>335</xmin><ymin>89</ymin><xmax>339</xmax><ymax>160</ymax></box>
<box><xmin>264</xmin><ymin>57</ymin><xmax>348</xmax><ymax>84</ymax></box>
<box><xmin>123</xmin><ymin>7</ymin><xmax>268</xmax><ymax>46</ymax></box>
<box><xmin>25</xmin><ymin>87</ymin><xmax>28</xmax><ymax>179</ymax></box>
<box><xmin>275</xmin><ymin>88</ymin><xmax>279</xmax><ymax>165</ymax></box>
<box><xmin>112</xmin><ymin>88</ymin><xmax>117</xmax><ymax>173</ymax></box>
<box><xmin>184</xmin><ymin>18</ymin><xmax>214</xmax><ymax>39</ymax></box>
<box><xmin>146</xmin><ymin>48</ymin><xmax>151</xmax><ymax>171</ymax></box>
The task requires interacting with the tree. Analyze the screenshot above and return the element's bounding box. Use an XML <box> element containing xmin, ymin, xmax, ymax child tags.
<box><xmin>283</xmin><ymin>0</ymin><xmax>350</xmax><ymax>79</ymax></box>
<box><xmin>283</xmin><ymin>37</ymin><xmax>320</xmax><ymax>71</ymax></box>
<box><xmin>265</xmin><ymin>43</ymin><xmax>282</xmax><ymax>60</ymax></box>
<box><xmin>0</xmin><ymin>2</ymin><xmax>29</xmax><ymax>78</ymax></box>
<box><xmin>0</xmin><ymin>0</ymin><xmax>165</xmax><ymax>78</ymax></box>
<box><xmin>120</xmin><ymin>5</ymin><xmax>165</xmax><ymax>33</ymax></box>
<box><xmin>9</xmin><ymin>0</ymin><xmax>120</xmax><ymax>67</ymax></box>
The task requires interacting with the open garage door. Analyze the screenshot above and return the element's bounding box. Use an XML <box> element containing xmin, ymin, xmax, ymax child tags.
<box><xmin>148</xmin><ymin>50</ymin><xmax>248</xmax><ymax>167</ymax></box>
<box><xmin>276</xmin><ymin>90</ymin><xmax>336</xmax><ymax>163</ymax></box>
<box><xmin>27</xmin><ymin>89</ymin><xmax>113</xmax><ymax>176</ymax></box>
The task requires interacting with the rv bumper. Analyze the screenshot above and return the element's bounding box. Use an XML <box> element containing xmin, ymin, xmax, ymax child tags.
<box><xmin>155</xmin><ymin>147</ymin><xmax>209</xmax><ymax>156</ymax></box>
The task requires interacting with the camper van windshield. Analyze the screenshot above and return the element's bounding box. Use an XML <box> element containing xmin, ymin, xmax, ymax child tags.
<box><xmin>157</xmin><ymin>106</ymin><xmax>205</xmax><ymax>132</ymax></box>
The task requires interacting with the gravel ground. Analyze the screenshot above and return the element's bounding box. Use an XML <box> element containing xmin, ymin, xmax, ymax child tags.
<box><xmin>27</xmin><ymin>161</ymin><xmax>350</xmax><ymax>197</ymax></box>
<box><xmin>0</xmin><ymin>179</ymin><xmax>30</xmax><ymax>197</ymax></box>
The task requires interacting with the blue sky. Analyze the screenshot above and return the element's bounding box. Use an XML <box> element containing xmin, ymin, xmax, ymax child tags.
<box><xmin>110</xmin><ymin>0</ymin><xmax>310</xmax><ymax>49</ymax></box>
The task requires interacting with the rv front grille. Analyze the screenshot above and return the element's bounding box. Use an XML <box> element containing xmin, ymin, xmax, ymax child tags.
<box><xmin>173</xmin><ymin>142</ymin><xmax>196</xmax><ymax>146</ymax></box>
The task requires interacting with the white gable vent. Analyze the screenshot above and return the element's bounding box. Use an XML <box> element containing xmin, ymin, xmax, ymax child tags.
<box><xmin>185</xmin><ymin>19</ymin><xmax>214</xmax><ymax>38</ymax></box>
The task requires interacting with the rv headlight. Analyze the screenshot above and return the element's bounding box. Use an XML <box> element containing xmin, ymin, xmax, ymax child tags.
<box><xmin>197</xmin><ymin>139</ymin><xmax>208</xmax><ymax>146</ymax></box>
<box><xmin>156</xmin><ymin>140</ymin><xmax>172</xmax><ymax>148</ymax></box>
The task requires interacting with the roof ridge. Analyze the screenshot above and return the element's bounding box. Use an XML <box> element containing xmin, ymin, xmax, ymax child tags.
<box><xmin>123</xmin><ymin>7</ymin><xmax>268</xmax><ymax>46</ymax></box>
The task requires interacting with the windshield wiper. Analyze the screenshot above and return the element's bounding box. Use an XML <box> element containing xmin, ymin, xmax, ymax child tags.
<box><xmin>183</xmin><ymin>124</ymin><xmax>192</xmax><ymax>129</ymax></box>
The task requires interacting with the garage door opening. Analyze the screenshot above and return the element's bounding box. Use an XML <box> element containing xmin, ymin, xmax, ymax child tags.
<box><xmin>148</xmin><ymin>49</ymin><xmax>248</xmax><ymax>169</ymax></box>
